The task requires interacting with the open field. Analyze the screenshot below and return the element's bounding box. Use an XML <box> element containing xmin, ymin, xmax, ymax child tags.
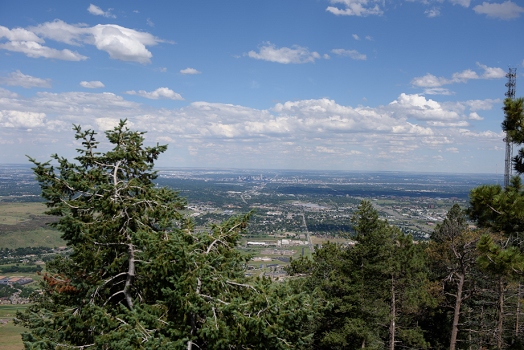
<box><xmin>0</xmin><ymin>305</ymin><xmax>28</xmax><ymax>350</ymax></box>
<box><xmin>0</xmin><ymin>203</ymin><xmax>47</xmax><ymax>225</ymax></box>
<box><xmin>0</xmin><ymin>228</ymin><xmax>64</xmax><ymax>249</ymax></box>
<box><xmin>310</xmin><ymin>236</ymin><xmax>350</xmax><ymax>245</ymax></box>
<box><xmin>0</xmin><ymin>203</ymin><xmax>64</xmax><ymax>249</ymax></box>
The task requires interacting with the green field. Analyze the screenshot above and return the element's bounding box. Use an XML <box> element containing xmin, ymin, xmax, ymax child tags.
<box><xmin>0</xmin><ymin>203</ymin><xmax>48</xmax><ymax>225</ymax></box>
<box><xmin>0</xmin><ymin>203</ymin><xmax>64</xmax><ymax>249</ymax></box>
<box><xmin>0</xmin><ymin>305</ymin><xmax>27</xmax><ymax>350</ymax></box>
<box><xmin>0</xmin><ymin>228</ymin><xmax>64</xmax><ymax>249</ymax></box>
<box><xmin>0</xmin><ymin>202</ymin><xmax>51</xmax><ymax>350</ymax></box>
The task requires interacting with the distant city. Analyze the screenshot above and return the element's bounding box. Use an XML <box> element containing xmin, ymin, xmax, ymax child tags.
<box><xmin>0</xmin><ymin>164</ymin><xmax>504</xmax><ymax>241</ymax></box>
<box><xmin>0</xmin><ymin>164</ymin><xmax>507</xmax><ymax>284</ymax></box>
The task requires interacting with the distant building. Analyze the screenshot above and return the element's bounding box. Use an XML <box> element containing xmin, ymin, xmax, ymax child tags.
<box><xmin>0</xmin><ymin>276</ymin><xmax>33</xmax><ymax>285</ymax></box>
<box><xmin>247</xmin><ymin>241</ymin><xmax>267</xmax><ymax>246</ymax></box>
<box><xmin>278</xmin><ymin>239</ymin><xmax>308</xmax><ymax>246</ymax></box>
<box><xmin>252</xmin><ymin>257</ymin><xmax>272</xmax><ymax>262</ymax></box>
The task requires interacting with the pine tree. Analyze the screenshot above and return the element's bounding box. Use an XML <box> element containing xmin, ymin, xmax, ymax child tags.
<box><xmin>288</xmin><ymin>200</ymin><xmax>431</xmax><ymax>349</ymax></box>
<box><xmin>351</xmin><ymin>201</ymin><xmax>430</xmax><ymax>350</ymax></box>
<box><xmin>17</xmin><ymin>121</ymin><xmax>317</xmax><ymax>349</ymax></box>
<box><xmin>465</xmin><ymin>96</ymin><xmax>524</xmax><ymax>348</ymax></box>
<box><xmin>477</xmin><ymin>234</ymin><xmax>524</xmax><ymax>348</ymax></box>
<box><xmin>428</xmin><ymin>204</ymin><xmax>482</xmax><ymax>350</ymax></box>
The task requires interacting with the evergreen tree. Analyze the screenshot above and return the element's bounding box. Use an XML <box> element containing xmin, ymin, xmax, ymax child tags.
<box><xmin>428</xmin><ymin>204</ymin><xmax>482</xmax><ymax>350</ymax></box>
<box><xmin>288</xmin><ymin>201</ymin><xmax>431</xmax><ymax>349</ymax></box>
<box><xmin>466</xmin><ymin>96</ymin><xmax>524</xmax><ymax>348</ymax></box>
<box><xmin>17</xmin><ymin>121</ymin><xmax>317</xmax><ymax>349</ymax></box>
<box><xmin>502</xmin><ymin>97</ymin><xmax>524</xmax><ymax>174</ymax></box>
<box><xmin>351</xmin><ymin>201</ymin><xmax>430</xmax><ymax>350</ymax></box>
<box><xmin>477</xmin><ymin>234</ymin><xmax>524</xmax><ymax>348</ymax></box>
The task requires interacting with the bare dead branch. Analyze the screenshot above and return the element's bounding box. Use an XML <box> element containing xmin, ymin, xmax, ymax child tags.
<box><xmin>226</xmin><ymin>280</ymin><xmax>259</xmax><ymax>293</ymax></box>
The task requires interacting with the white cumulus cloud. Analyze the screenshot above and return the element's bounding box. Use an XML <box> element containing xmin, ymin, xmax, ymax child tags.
<box><xmin>473</xmin><ymin>1</ymin><xmax>524</xmax><ymax>19</ymax></box>
<box><xmin>424</xmin><ymin>88</ymin><xmax>454</xmax><ymax>95</ymax></box>
<box><xmin>389</xmin><ymin>93</ymin><xmax>461</xmax><ymax>121</ymax></box>
<box><xmin>88</xmin><ymin>24</ymin><xmax>159</xmax><ymax>64</ymax></box>
<box><xmin>0</xmin><ymin>40</ymin><xmax>87</xmax><ymax>61</ymax></box>
<box><xmin>5</xmin><ymin>20</ymin><xmax>168</xmax><ymax>64</ymax></box>
<box><xmin>95</xmin><ymin>117</ymin><xmax>129</xmax><ymax>131</ymax></box>
<box><xmin>28</xmin><ymin>20</ymin><xmax>90</xmax><ymax>46</ymax></box>
<box><xmin>331</xmin><ymin>48</ymin><xmax>367</xmax><ymax>60</ymax></box>
<box><xmin>425</xmin><ymin>8</ymin><xmax>441</xmax><ymax>17</ymax></box>
<box><xmin>80</xmin><ymin>81</ymin><xmax>105</xmax><ymax>89</ymax></box>
<box><xmin>0</xmin><ymin>26</ymin><xmax>43</xmax><ymax>42</ymax></box>
<box><xmin>411</xmin><ymin>63</ymin><xmax>506</xmax><ymax>88</ymax></box>
<box><xmin>411</xmin><ymin>74</ymin><xmax>450</xmax><ymax>88</ymax></box>
<box><xmin>0</xmin><ymin>110</ymin><xmax>46</xmax><ymax>128</ymax></box>
<box><xmin>469</xmin><ymin>112</ymin><xmax>484</xmax><ymax>120</ymax></box>
<box><xmin>449</xmin><ymin>0</ymin><xmax>471</xmax><ymax>7</ymax></box>
<box><xmin>465</xmin><ymin>99</ymin><xmax>499</xmax><ymax>111</ymax></box>
<box><xmin>0</xmin><ymin>70</ymin><xmax>51</xmax><ymax>88</ymax></box>
<box><xmin>180</xmin><ymin>67</ymin><xmax>201</xmax><ymax>75</ymax></box>
<box><xmin>125</xmin><ymin>87</ymin><xmax>184</xmax><ymax>100</ymax></box>
<box><xmin>451</xmin><ymin>69</ymin><xmax>479</xmax><ymax>82</ymax></box>
<box><xmin>477</xmin><ymin>63</ymin><xmax>506</xmax><ymax>78</ymax></box>
<box><xmin>326</xmin><ymin>0</ymin><xmax>383</xmax><ymax>16</ymax></box>
<box><xmin>247</xmin><ymin>42</ymin><xmax>320</xmax><ymax>64</ymax></box>
<box><xmin>427</xmin><ymin>121</ymin><xmax>470</xmax><ymax>127</ymax></box>
<box><xmin>88</xmin><ymin>4</ymin><xmax>116</xmax><ymax>18</ymax></box>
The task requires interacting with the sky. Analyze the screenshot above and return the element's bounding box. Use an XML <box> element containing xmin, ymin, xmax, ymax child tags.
<box><xmin>0</xmin><ymin>0</ymin><xmax>523</xmax><ymax>174</ymax></box>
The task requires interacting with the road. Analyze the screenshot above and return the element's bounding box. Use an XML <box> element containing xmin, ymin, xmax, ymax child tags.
<box><xmin>301</xmin><ymin>212</ymin><xmax>315</xmax><ymax>254</ymax></box>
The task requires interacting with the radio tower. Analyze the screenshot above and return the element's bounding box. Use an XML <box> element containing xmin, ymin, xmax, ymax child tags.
<box><xmin>504</xmin><ymin>67</ymin><xmax>517</xmax><ymax>188</ymax></box>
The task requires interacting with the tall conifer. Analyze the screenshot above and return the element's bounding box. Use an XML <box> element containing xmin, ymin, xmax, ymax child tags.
<box><xmin>17</xmin><ymin>121</ymin><xmax>317</xmax><ymax>349</ymax></box>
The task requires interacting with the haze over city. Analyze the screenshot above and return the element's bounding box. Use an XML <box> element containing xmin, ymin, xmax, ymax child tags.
<box><xmin>0</xmin><ymin>0</ymin><xmax>523</xmax><ymax>173</ymax></box>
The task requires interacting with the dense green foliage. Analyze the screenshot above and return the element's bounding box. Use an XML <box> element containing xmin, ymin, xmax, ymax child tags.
<box><xmin>0</xmin><ymin>247</ymin><xmax>55</xmax><ymax>257</ymax></box>
<box><xmin>287</xmin><ymin>201</ymin><xmax>431</xmax><ymax>349</ymax></box>
<box><xmin>17</xmin><ymin>121</ymin><xmax>318</xmax><ymax>349</ymax></box>
<box><xmin>0</xmin><ymin>265</ymin><xmax>42</xmax><ymax>273</ymax></box>
<box><xmin>0</xmin><ymin>284</ymin><xmax>17</xmax><ymax>298</ymax></box>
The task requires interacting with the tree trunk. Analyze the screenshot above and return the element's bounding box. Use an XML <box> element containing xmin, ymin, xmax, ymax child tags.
<box><xmin>497</xmin><ymin>277</ymin><xmax>505</xmax><ymax>349</ymax></box>
<box><xmin>123</xmin><ymin>243</ymin><xmax>136</xmax><ymax>310</ymax></box>
<box><xmin>516</xmin><ymin>283</ymin><xmax>521</xmax><ymax>338</ymax></box>
<box><xmin>389</xmin><ymin>275</ymin><xmax>396</xmax><ymax>350</ymax></box>
<box><xmin>450</xmin><ymin>273</ymin><xmax>465</xmax><ymax>350</ymax></box>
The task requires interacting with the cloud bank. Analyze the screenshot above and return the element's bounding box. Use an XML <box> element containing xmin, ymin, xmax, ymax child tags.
<box><xmin>0</xmin><ymin>87</ymin><xmax>500</xmax><ymax>167</ymax></box>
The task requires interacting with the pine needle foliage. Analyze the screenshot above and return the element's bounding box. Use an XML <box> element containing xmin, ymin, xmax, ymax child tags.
<box><xmin>288</xmin><ymin>200</ymin><xmax>431</xmax><ymax>350</ymax></box>
<box><xmin>17</xmin><ymin>121</ymin><xmax>317</xmax><ymax>350</ymax></box>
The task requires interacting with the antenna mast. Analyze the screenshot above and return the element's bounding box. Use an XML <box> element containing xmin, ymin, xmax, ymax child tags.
<box><xmin>504</xmin><ymin>67</ymin><xmax>517</xmax><ymax>188</ymax></box>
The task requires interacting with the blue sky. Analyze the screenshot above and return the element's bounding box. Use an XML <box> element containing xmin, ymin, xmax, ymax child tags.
<box><xmin>0</xmin><ymin>0</ymin><xmax>523</xmax><ymax>173</ymax></box>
